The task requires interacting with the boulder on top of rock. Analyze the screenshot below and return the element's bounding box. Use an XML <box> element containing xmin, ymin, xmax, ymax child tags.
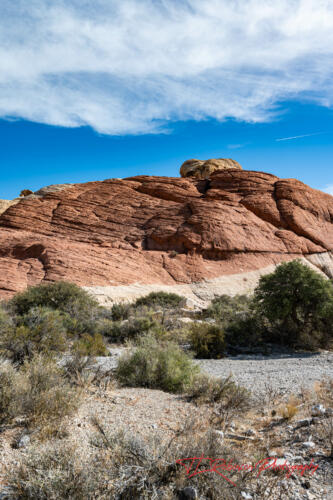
<box><xmin>180</xmin><ymin>158</ymin><xmax>242</xmax><ymax>179</ymax></box>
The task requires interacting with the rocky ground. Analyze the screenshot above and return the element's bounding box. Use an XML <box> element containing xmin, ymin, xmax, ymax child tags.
<box><xmin>1</xmin><ymin>348</ymin><xmax>333</xmax><ymax>499</ymax></box>
<box><xmin>96</xmin><ymin>349</ymin><xmax>333</xmax><ymax>399</ymax></box>
<box><xmin>1</xmin><ymin>379</ymin><xmax>333</xmax><ymax>499</ymax></box>
<box><xmin>196</xmin><ymin>351</ymin><xmax>333</xmax><ymax>399</ymax></box>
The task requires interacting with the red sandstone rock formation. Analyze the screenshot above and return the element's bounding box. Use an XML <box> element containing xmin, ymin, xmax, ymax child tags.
<box><xmin>0</xmin><ymin>170</ymin><xmax>332</xmax><ymax>299</ymax></box>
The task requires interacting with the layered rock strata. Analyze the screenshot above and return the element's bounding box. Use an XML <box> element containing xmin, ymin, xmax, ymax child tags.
<box><xmin>0</xmin><ymin>170</ymin><xmax>332</xmax><ymax>304</ymax></box>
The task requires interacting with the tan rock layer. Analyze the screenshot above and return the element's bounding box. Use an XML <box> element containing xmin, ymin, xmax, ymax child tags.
<box><xmin>0</xmin><ymin>170</ymin><xmax>332</xmax><ymax>298</ymax></box>
<box><xmin>0</xmin><ymin>199</ymin><xmax>19</xmax><ymax>216</ymax></box>
<box><xmin>180</xmin><ymin>158</ymin><xmax>242</xmax><ymax>179</ymax></box>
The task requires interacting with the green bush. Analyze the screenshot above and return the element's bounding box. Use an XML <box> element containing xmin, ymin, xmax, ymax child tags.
<box><xmin>9</xmin><ymin>281</ymin><xmax>98</xmax><ymax>317</ymax></box>
<box><xmin>134</xmin><ymin>291</ymin><xmax>183</xmax><ymax>309</ymax></box>
<box><xmin>8</xmin><ymin>282</ymin><xmax>112</xmax><ymax>337</ymax></box>
<box><xmin>0</xmin><ymin>307</ymin><xmax>67</xmax><ymax>363</ymax></box>
<box><xmin>116</xmin><ymin>334</ymin><xmax>199</xmax><ymax>392</ymax></box>
<box><xmin>253</xmin><ymin>260</ymin><xmax>333</xmax><ymax>349</ymax></box>
<box><xmin>189</xmin><ymin>322</ymin><xmax>226</xmax><ymax>358</ymax></box>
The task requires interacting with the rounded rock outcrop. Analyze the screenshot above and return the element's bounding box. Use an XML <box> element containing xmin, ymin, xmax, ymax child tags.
<box><xmin>180</xmin><ymin>158</ymin><xmax>242</xmax><ymax>179</ymax></box>
<box><xmin>0</xmin><ymin>170</ymin><xmax>332</xmax><ymax>300</ymax></box>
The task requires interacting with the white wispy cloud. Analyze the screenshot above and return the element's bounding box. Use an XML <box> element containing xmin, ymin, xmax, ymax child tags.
<box><xmin>276</xmin><ymin>132</ymin><xmax>323</xmax><ymax>142</ymax></box>
<box><xmin>322</xmin><ymin>185</ymin><xmax>333</xmax><ymax>195</ymax></box>
<box><xmin>1</xmin><ymin>0</ymin><xmax>333</xmax><ymax>135</ymax></box>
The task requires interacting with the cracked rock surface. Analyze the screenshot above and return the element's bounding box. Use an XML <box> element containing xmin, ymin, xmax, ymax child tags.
<box><xmin>0</xmin><ymin>170</ymin><xmax>332</xmax><ymax>299</ymax></box>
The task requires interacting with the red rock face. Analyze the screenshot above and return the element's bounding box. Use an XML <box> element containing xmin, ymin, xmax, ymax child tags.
<box><xmin>0</xmin><ymin>170</ymin><xmax>332</xmax><ymax>299</ymax></box>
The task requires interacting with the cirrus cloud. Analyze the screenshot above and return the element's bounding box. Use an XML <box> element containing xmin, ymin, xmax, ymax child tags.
<box><xmin>1</xmin><ymin>0</ymin><xmax>333</xmax><ymax>135</ymax></box>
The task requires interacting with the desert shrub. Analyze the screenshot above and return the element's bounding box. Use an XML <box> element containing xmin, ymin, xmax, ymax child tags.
<box><xmin>0</xmin><ymin>359</ymin><xmax>18</xmax><ymax>423</ymax></box>
<box><xmin>187</xmin><ymin>373</ymin><xmax>251</xmax><ymax>410</ymax></box>
<box><xmin>88</xmin><ymin>424</ymin><xmax>237</xmax><ymax>499</ymax></box>
<box><xmin>95</xmin><ymin>318</ymin><xmax>114</xmax><ymax>337</ymax></box>
<box><xmin>72</xmin><ymin>333</ymin><xmax>108</xmax><ymax>356</ymax></box>
<box><xmin>110</xmin><ymin>302</ymin><xmax>131</xmax><ymax>321</ymax></box>
<box><xmin>116</xmin><ymin>334</ymin><xmax>199</xmax><ymax>392</ymax></box>
<box><xmin>189</xmin><ymin>322</ymin><xmax>226</xmax><ymax>358</ymax></box>
<box><xmin>0</xmin><ymin>355</ymin><xmax>79</xmax><ymax>426</ymax></box>
<box><xmin>9</xmin><ymin>281</ymin><xmax>98</xmax><ymax>317</ymax></box>
<box><xmin>108</xmin><ymin>314</ymin><xmax>166</xmax><ymax>342</ymax></box>
<box><xmin>20</xmin><ymin>355</ymin><xmax>79</xmax><ymax>425</ymax></box>
<box><xmin>5</xmin><ymin>442</ymin><xmax>99</xmax><ymax>500</ymax></box>
<box><xmin>8</xmin><ymin>282</ymin><xmax>114</xmax><ymax>337</ymax></box>
<box><xmin>7</xmin><ymin>413</ymin><xmax>290</xmax><ymax>499</ymax></box>
<box><xmin>61</xmin><ymin>303</ymin><xmax>111</xmax><ymax>336</ymax></box>
<box><xmin>6</xmin><ymin>424</ymin><xmax>244</xmax><ymax>500</ymax></box>
<box><xmin>134</xmin><ymin>291</ymin><xmax>183</xmax><ymax>309</ymax></box>
<box><xmin>253</xmin><ymin>260</ymin><xmax>333</xmax><ymax>349</ymax></box>
<box><xmin>225</xmin><ymin>315</ymin><xmax>265</xmax><ymax>349</ymax></box>
<box><xmin>0</xmin><ymin>306</ymin><xmax>13</xmax><ymax>332</ymax></box>
<box><xmin>0</xmin><ymin>307</ymin><xmax>67</xmax><ymax>363</ymax></box>
<box><xmin>203</xmin><ymin>294</ymin><xmax>252</xmax><ymax>324</ymax></box>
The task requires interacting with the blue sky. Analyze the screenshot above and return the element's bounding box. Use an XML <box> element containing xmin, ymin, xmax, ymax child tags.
<box><xmin>0</xmin><ymin>1</ymin><xmax>333</xmax><ymax>199</ymax></box>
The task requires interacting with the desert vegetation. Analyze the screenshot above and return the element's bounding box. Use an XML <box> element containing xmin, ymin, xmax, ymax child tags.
<box><xmin>1</xmin><ymin>262</ymin><xmax>333</xmax><ymax>498</ymax></box>
<box><xmin>197</xmin><ymin>260</ymin><xmax>333</xmax><ymax>355</ymax></box>
<box><xmin>4</xmin><ymin>261</ymin><xmax>329</xmax><ymax>362</ymax></box>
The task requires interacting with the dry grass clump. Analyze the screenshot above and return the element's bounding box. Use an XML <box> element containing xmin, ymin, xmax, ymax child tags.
<box><xmin>313</xmin><ymin>378</ymin><xmax>333</xmax><ymax>408</ymax></box>
<box><xmin>0</xmin><ymin>355</ymin><xmax>79</xmax><ymax>428</ymax></box>
<box><xmin>278</xmin><ymin>396</ymin><xmax>300</xmax><ymax>420</ymax></box>
<box><xmin>307</xmin><ymin>378</ymin><xmax>333</xmax><ymax>458</ymax></box>
<box><xmin>186</xmin><ymin>373</ymin><xmax>251</xmax><ymax>410</ymax></box>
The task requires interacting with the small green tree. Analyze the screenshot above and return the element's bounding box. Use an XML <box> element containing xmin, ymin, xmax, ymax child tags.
<box><xmin>253</xmin><ymin>260</ymin><xmax>333</xmax><ymax>349</ymax></box>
